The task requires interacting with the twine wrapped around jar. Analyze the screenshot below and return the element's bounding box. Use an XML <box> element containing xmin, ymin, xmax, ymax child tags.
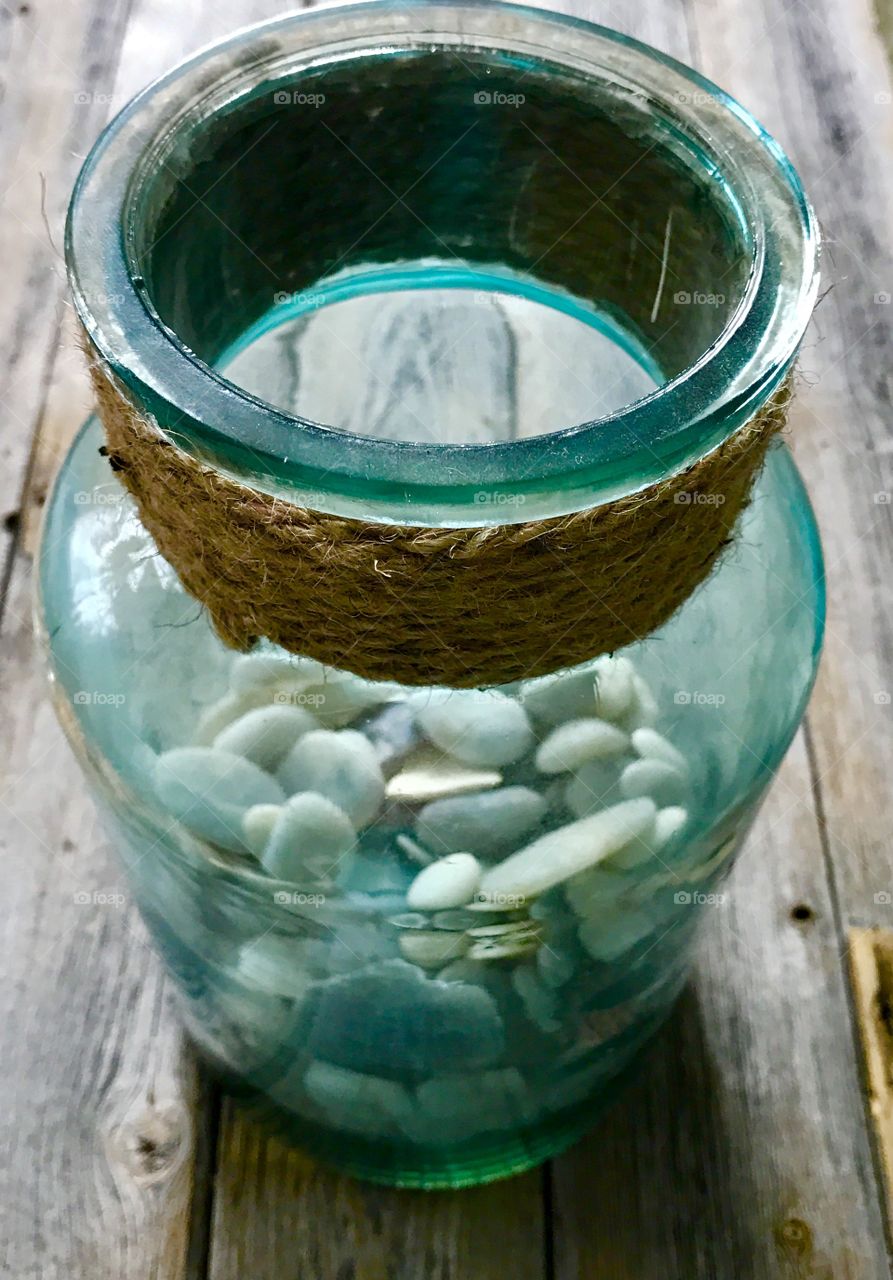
<box><xmin>86</xmin><ymin>345</ymin><xmax>791</xmax><ymax>688</ymax></box>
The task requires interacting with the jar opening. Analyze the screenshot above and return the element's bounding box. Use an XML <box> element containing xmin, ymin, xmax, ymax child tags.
<box><xmin>129</xmin><ymin>48</ymin><xmax>750</xmax><ymax>446</ymax></box>
<box><xmin>68</xmin><ymin>1</ymin><xmax>818</xmax><ymax>520</ymax></box>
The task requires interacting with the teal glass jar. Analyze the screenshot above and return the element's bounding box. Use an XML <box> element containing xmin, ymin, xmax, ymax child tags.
<box><xmin>39</xmin><ymin>1</ymin><xmax>821</xmax><ymax>1187</ymax></box>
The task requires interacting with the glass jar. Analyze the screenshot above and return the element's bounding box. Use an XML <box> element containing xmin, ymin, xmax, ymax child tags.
<box><xmin>39</xmin><ymin>0</ymin><xmax>822</xmax><ymax>1187</ymax></box>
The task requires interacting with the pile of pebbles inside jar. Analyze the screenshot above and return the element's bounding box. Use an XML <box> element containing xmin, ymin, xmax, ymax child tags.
<box><xmin>151</xmin><ymin>650</ymin><xmax>709</xmax><ymax>1138</ymax></box>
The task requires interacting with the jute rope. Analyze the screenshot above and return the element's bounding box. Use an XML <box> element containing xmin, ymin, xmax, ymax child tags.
<box><xmin>87</xmin><ymin>347</ymin><xmax>791</xmax><ymax>688</ymax></box>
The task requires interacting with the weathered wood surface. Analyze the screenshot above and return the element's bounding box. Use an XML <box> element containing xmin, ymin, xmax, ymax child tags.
<box><xmin>2</xmin><ymin>0</ymin><xmax>893</xmax><ymax>1276</ymax></box>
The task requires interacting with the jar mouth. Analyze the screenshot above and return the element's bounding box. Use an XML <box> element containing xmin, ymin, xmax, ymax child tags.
<box><xmin>67</xmin><ymin>0</ymin><xmax>818</xmax><ymax>523</ymax></box>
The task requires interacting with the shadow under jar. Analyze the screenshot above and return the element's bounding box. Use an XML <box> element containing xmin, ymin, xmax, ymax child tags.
<box><xmin>41</xmin><ymin>1</ymin><xmax>822</xmax><ymax>1187</ymax></box>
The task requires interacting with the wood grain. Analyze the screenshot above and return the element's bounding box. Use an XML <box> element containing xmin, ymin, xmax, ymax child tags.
<box><xmin>3</xmin><ymin>0</ymin><xmax>893</xmax><ymax>1275</ymax></box>
<box><xmin>850</xmin><ymin>927</ymin><xmax>893</xmax><ymax>1231</ymax></box>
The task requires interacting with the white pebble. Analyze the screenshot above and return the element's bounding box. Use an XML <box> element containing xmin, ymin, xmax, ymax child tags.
<box><xmin>237</xmin><ymin>933</ymin><xmax>315</xmax><ymax>998</ymax></box>
<box><xmin>242</xmin><ymin>803</ymin><xmax>282</xmax><ymax>857</ymax></box>
<box><xmin>260</xmin><ymin>792</ymin><xmax>357</xmax><ymax>881</ymax></box>
<box><xmin>593</xmin><ymin>655</ymin><xmax>635</xmax><ymax>722</ymax></box>
<box><xmin>230</xmin><ymin>651</ymin><xmax>325</xmax><ymax>692</ymax></box>
<box><xmin>154</xmin><ymin>747</ymin><xmax>285</xmax><ymax>853</ymax></box>
<box><xmin>578</xmin><ymin>908</ymin><xmax>654</xmax><ymax>961</ymax></box>
<box><xmin>535</xmin><ymin>718</ymin><xmax>629</xmax><ymax>774</ymax></box>
<box><xmin>416</xmin><ymin>690</ymin><xmax>533</xmax><ymax>767</ymax></box>
<box><xmin>407</xmin><ymin>852</ymin><xmax>482</xmax><ymax>911</ymax></box>
<box><xmin>277</xmin><ymin>729</ymin><xmax>385</xmax><ymax>826</ymax></box>
<box><xmin>655</xmin><ymin>805</ymin><xmax>689</xmax><ymax>846</ymax></box>
<box><xmin>416</xmin><ymin>786</ymin><xmax>546</xmax><ymax>856</ymax></box>
<box><xmin>385</xmin><ymin>748</ymin><xmax>502</xmax><ymax>803</ymax></box>
<box><xmin>214</xmin><ymin>704</ymin><xmax>318</xmax><ymax>771</ymax></box>
<box><xmin>625</xmin><ymin>673</ymin><xmax>659</xmax><ymax>729</ymax></box>
<box><xmin>194</xmin><ymin>689</ymin><xmax>269</xmax><ymax>744</ymax></box>
<box><xmin>620</xmin><ymin>758</ymin><xmax>686</xmax><ymax>807</ymax></box>
<box><xmin>399</xmin><ymin>930</ymin><xmax>470</xmax><ymax>969</ymax></box>
<box><xmin>607</xmin><ymin>806</ymin><xmax>688</xmax><ymax>873</ymax></box>
<box><xmin>521</xmin><ymin>667</ymin><xmax>598</xmax><ymax>726</ymax></box>
<box><xmin>564</xmin><ymin>759</ymin><xmax>623</xmax><ymax>818</ymax></box>
<box><xmin>631</xmin><ymin>727</ymin><xmax>688</xmax><ymax>775</ymax></box>
<box><xmin>480</xmin><ymin>799</ymin><xmax>656</xmax><ymax>900</ymax></box>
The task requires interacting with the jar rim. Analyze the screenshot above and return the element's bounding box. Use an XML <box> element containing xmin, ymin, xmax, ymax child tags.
<box><xmin>66</xmin><ymin>0</ymin><xmax>819</xmax><ymax>524</ymax></box>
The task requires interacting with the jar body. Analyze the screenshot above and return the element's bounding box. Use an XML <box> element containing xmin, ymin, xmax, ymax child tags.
<box><xmin>37</xmin><ymin>417</ymin><xmax>823</xmax><ymax>1187</ymax></box>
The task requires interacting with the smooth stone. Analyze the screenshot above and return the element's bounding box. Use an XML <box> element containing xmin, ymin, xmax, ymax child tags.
<box><xmin>304</xmin><ymin>1060</ymin><xmax>414</xmax><ymax>1138</ymax></box>
<box><xmin>360</xmin><ymin>701</ymin><xmax>419</xmax><ymax>774</ymax></box>
<box><xmin>521</xmin><ymin>667</ymin><xmax>597</xmax><ymax>726</ymax></box>
<box><xmin>407</xmin><ymin>852</ymin><xmax>482</xmax><ymax>911</ymax></box>
<box><xmin>563</xmin><ymin>864</ymin><xmax>631</xmax><ymax>918</ymax></box>
<box><xmin>536</xmin><ymin>944</ymin><xmax>576</xmax><ymax>989</ymax></box>
<box><xmin>296</xmin><ymin>675</ymin><xmax>388</xmax><ymax>728</ymax></box>
<box><xmin>389</xmin><ymin>911</ymin><xmax>431</xmax><ymax>930</ymax></box>
<box><xmin>467</xmin><ymin>932</ymin><xmax>540</xmax><ymax>962</ymax></box>
<box><xmin>411</xmin><ymin>1068</ymin><xmax>531</xmax><ymax>1142</ymax></box>
<box><xmin>194</xmin><ymin>689</ymin><xmax>270</xmax><ymax>745</ymax></box>
<box><xmin>578</xmin><ymin>908</ymin><xmax>655</xmax><ymax>961</ymax></box>
<box><xmin>261</xmin><ymin>792</ymin><xmax>357</xmax><ymax>881</ymax></box>
<box><xmin>592</xmin><ymin>655</ymin><xmax>636</xmax><ymax>722</ymax></box>
<box><xmin>624</xmin><ymin>673</ymin><xmax>660</xmax><ymax>729</ymax></box>
<box><xmin>154</xmin><ymin>747</ymin><xmax>286</xmax><ymax>853</ymax></box>
<box><xmin>620</xmin><ymin>758</ymin><xmax>687</xmax><ymax>807</ymax></box>
<box><xmin>395</xmin><ymin>833</ymin><xmax>436</xmax><ymax>867</ymax></box>
<box><xmin>277</xmin><ymin>730</ymin><xmax>385</xmax><ymax>827</ymax></box>
<box><xmin>416</xmin><ymin>690</ymin><xmax>534</xmax><ymax>767</ymax></box>
<box><xmin>386</xmin><ymin>748</ymin><xmax>502</xmax><ymax>803</ymax></box>
<box><xmin>607</xmin><ymin>815</ymin><xmax>661</xmax><ymax>871</ymax></box>
<box><xmin>416</xmin><ymin>786</ymin><xmax>547</xmax><ymax>856</ymax></box>
<box><xmin>655</xmin><ymin>806</ymin><xmax>689</xmax><ymax>846</ymax></box>
<box><xmin>431</xmin><ymin>908</ymin><xmax>477</xmax><ymax>931</ymax></box>
<box><xmin>631</xmin><ymin>727</ymin><xmax>689</xmax><ymax>775</ymax></box>
<box><xmin>437</xmin><ymin>958</ymin><xmax>490</xmax><ymax>984</ymax></box>
<box><xmin>335</xmin><ymin>847</ymin><xmax>411</xmax><ymax>896</ymax></box>
<box><xmin>399</xmin><ymin>929</ymin><xmax>470</xmax><ymax>969</ymax></box>
<box><xmin>512</xmin><ymin>964</ymin><xmax>562</xmax><ymax>1033</ymax></box>
<box><xmin>535</xmin><ymin>718</ymin><xmax>629</xmax><ymax>774</ymax></box>
<box><xmin>242</xmin><ymin>803</ymin><xmax>282</xmax><ymax>857</ymax></box>
<box><xmin>230</xmin><ymin>651</ymin><xmax>325</xmax><ymax>693</ymax></box>
<box><xmin>214</xmin><ymin>704</ymin><xmax>319</xmax><ymax>771</ymax></box>
<box><xmin>236</xmin><ymin>934</ymin><xmax>318</xmax><ymax>998</ymax></box>
<box><xmin>307</xmin><ymin>959</ymin><xmax>505</xmax><ymax>1075</ymax></box>
<box><xmin>564</xmin><ymin>759</ymin><xmax>624</xmax><ymax>818</ymax></box>
<box><xmin>479</xmin><ymin>799</ymin><xmax>657</xmax><ymax>900</ymax></box>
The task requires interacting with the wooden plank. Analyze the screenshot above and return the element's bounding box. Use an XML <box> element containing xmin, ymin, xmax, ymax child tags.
<box><xmin>0</xmin><ymin>552</ymin><xmax>211</xmax><ymax>1279</ymax></box>
<box><xmin>0</xmin><ymin>6</ymin><xmax>237</xmax><ymax>1275</ymax></box>
<box><xmin>209</xmin><ymin>1101</ymin><xmax>545</xmax><ymax>1280</ymax></box>
<box><xmin>850</xmin><ymin>927</ymin><xmax>893</xmax><ymax>1229</ymax></box>
<box><xmin>552</xmin><ymin>741</ymin><xmax>890</xmax><ymax>1278</ymax></box>
<box><xmin>0</xmin><ymin>0</ymin><xmax>135</xmax><ymax>566</ymax></box>
<box><xmin>540</xmin><ymin>0</ymin><xmax>893</xmax><ymax>1273</ymax></box>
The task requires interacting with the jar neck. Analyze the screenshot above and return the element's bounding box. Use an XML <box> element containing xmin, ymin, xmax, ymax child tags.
<box><xmin>67</xmin><ymin>0</ymin><xmax>818</xmax><ymax>526</ymax></box>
